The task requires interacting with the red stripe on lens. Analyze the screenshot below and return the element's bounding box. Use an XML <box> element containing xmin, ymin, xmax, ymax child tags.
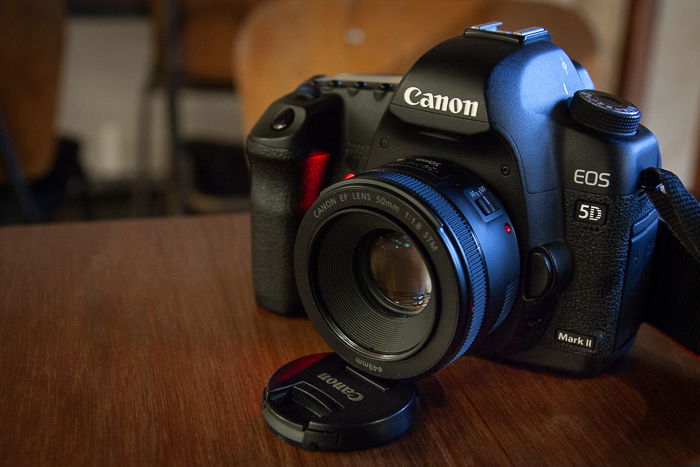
<box><xmin>299</xmin><ymin>150</ymin><xmax>331</xmax><ymax>212</ymax></box>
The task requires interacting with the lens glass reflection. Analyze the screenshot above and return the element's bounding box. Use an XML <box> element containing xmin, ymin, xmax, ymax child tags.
<box><xmin>368</xmin><ymin>231</ymin><xmax>432</xmax><ymax>314</ymax></box>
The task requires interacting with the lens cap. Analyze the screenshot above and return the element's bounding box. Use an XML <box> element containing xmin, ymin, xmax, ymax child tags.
<box><xmin>262</xmin><ymin>353</ymin><xmax>418</xmax><ymax>450</ymax></box>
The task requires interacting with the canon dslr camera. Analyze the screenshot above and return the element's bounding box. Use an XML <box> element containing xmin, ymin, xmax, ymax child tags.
<box><xmin>248</xmin><ymin>23</ymin><xmax>666</xmax><ymax>379</ymax></box>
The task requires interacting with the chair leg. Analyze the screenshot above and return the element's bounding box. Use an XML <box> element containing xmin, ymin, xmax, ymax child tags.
<box><xmin>65</xmin><ymin>139</ymin><xmax>94</xmax><ymax>220</ymax></box>
<box><xmin>165</xmin><ymin>0</ymin><xmax>188</xmax><ymax>215</ymax></box>
<box><xmin>0</xmin><ymin>112</ymin><xmax>42</xmax><ymax>223</ymax></box>
<box><xmin>132</xmin><ymin>76</ymin><xmax>158</xmax><ymax>216</ymax></box>
<box><xmin>30</xmin><ymin>137</ymin><xmax>91</xmax><ymax>222</ymax></box>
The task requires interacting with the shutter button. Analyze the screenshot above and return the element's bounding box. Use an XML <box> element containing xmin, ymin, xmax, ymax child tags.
<box><xmin>271</xmin><ymin>108</ymin><xmax>295</xmax><ymax>131</ymax></box>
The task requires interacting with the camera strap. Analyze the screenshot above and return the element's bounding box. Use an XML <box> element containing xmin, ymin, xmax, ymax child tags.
<box><xmin>641</xmin><ymin>167</ymin><xmax>700</xmax><ymax>356</ymax></box>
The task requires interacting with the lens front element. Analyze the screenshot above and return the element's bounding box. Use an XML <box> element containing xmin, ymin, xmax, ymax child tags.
<box><xmin>368</xmin><ymin>231</ymin><xmax>432</xmax><ymax>314</ymax></box>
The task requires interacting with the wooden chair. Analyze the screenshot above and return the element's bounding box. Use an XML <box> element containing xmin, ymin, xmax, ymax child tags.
<box><xmin>148</xmin><ymin>0</ymin><xmax>263</xmax><ymax>86</ymax></box>
<box><xmin>0</xmin><ymin>0</ymin><xmax>63</xmax><ymax>183</ymax></box>
<box><xmin>233</xmin><ymin>0</ymin><xmax>599</xmax><ymax>134</ymax></box>
<box><xmin>136</xmin><ymin>0</ymin><xmax>264</xmax><ymax>214</ymax></box>
<box><xmin>0</xmin><ymin>0</ymin><xmax>76</xmax><ymax>222</ymax></box>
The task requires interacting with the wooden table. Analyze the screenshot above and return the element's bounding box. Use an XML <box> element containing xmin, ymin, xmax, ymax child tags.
<box><xmin>0</xmin><ymin>214</ymin><xmax>698</xmax><ymax>466</ymax></box>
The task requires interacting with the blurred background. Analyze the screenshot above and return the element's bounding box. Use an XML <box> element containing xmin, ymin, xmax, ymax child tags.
<box><xmin>0</xmin><ymin>0</ymin><xmax>698</xmax><ymax>225</ymax></box>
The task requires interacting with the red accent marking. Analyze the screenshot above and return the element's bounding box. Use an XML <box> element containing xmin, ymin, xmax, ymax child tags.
<box><xmin>274</xmin><ymin>353</ymin><xmax>329</xmax><ymax>383</ymax></box>
<box><xmin>342</xmin><ymin>172</ymin><xmax>356</xmax><ymax>180</ymax></box>
<box><xmin>504</xmin><ymin>223</ymin><xmax>512</xmax><ymax>234</ymax></box>
<box><xmin>299</xmin><ymin>150</ymin><xmax>331</xmax><ymax>212</ymax></box>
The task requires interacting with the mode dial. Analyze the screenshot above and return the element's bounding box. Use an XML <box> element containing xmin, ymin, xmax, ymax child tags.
<box><xmin>570</xmin><ymin>90</ymin><xmax>641</xmax><ymax>137</ymax></box>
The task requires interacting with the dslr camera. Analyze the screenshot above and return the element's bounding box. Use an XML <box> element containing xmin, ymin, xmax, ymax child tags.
<box><xmin>248</xmin><ymin>23</ymin><xmax>665</xmax><ymax>379</ymax></box>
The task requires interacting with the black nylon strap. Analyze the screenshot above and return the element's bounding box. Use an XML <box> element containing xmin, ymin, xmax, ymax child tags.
<box><xmin>641</xmin><ymin>167</ymin><xmax>700</xmax><ymax>262</ymax></box>
<box><xmin>641</xmin><ymin>167</ymin><xmax>700</xmax><ymax>355</ymax></box>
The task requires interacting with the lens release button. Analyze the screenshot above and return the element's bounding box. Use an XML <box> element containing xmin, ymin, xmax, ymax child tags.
<box><xmin>525</xmin><ymin>250</ymin><xmax>554</xmax><ymax>299</ymax></box>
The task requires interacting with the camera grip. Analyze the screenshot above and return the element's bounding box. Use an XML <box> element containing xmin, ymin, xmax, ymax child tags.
<box><xmin>548</xmin><ymin>189</ymin><xmax>655</xmax><ymax>360</ymax></box>
<box><xmin>248</xmin><ymin>139</ymin><xmax>306</xmax><ymax>315</ymax></box>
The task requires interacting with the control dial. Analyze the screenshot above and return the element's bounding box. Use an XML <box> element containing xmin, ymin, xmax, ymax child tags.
<box><xmin>569</xmin><ymin>90</ymin><xmax>641</xmax><ymax>137</ymax></box>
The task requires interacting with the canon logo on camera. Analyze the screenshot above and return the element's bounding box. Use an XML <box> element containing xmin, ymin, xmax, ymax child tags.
<box><xmin>403</xmin><ymin>86</ymin><xmax>479</xmax><ymax>118</ymax></box>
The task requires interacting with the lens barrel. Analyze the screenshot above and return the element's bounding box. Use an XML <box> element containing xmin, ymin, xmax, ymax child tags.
<box><xmin>295</xmin><ymin>159</ymin><xmax>520</xmax><ymax>380</ymax></box>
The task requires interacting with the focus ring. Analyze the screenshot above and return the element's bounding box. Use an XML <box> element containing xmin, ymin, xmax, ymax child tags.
<box><xmin>368</xmin><ymin>170</ymin><xmax>487</xmax><ymax>362</ymax></box>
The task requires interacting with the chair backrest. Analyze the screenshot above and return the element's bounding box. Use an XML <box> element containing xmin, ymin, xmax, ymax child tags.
<box><xmin>148</xmin><ymin>0</ymin><xmax>264</xmax><ymax>84</ymax></box>
<box><xmin>0</xmin><ymin>0</ymin><xmax>64</xmax><ymax>181</ymax></box>
<box><xmin>233</xmin><ymin>0</ymin><xmax>599</xmax><ymax>133</ymax></box>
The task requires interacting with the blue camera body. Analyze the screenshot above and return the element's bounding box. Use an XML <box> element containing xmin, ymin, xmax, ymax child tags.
<box><xmin>248</xmin><ymin>23</ymin><xmax>662</xmax><ymax>378</ymax></box>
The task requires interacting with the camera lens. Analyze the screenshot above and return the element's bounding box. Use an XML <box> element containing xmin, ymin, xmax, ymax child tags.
<box><xmin>295</xmin><ymin>159</ymin><xmax>520</xmax><ymax>380</ymax></box>
<box><xmin>310</xmin><ymin>212</ymin><xmax>437</xmax><ymax>360</ymax></box>
<box><xmin>368</xmin><ymin>231</ymin><xmax>432</xmax><ymax>314</ymax></box>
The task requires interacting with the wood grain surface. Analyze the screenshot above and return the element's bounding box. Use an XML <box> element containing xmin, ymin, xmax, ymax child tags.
<box><xmin>0</xmin><ymin>214</ymin><xmax>698</xmax><ymax>466</ymax></box>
